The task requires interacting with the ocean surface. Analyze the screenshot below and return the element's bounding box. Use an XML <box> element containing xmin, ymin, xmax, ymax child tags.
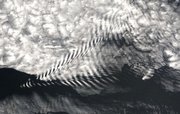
<box><xmin>0</xmin><ymin>67</ymin><xmax>180</xmax><ymax>114</ymax></box>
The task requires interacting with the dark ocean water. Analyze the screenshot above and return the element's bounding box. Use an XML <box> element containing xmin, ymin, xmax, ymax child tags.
<box><xmin>0</xmin><ymin>67</ymin><xmax>180</xmax><ymax>114</ymax></box>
